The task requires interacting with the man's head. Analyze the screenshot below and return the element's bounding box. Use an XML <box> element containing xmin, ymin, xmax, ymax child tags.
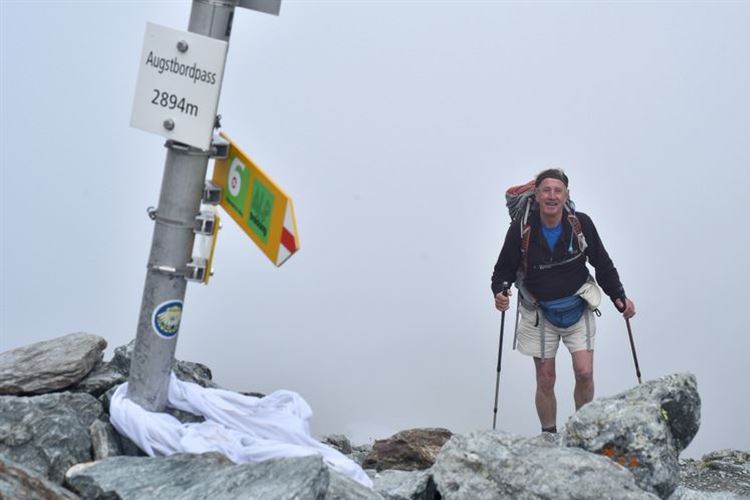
<box><xmin>534</xmin><ymin>168</ymin><xmax>569</xmax><ymax>223</ymax></box>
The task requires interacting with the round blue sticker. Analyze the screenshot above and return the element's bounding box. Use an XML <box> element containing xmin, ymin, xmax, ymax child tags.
<box><xmin>152</xmin><ymin>300</ymin><xmax>183</xmax><ymax>339</ymax></box>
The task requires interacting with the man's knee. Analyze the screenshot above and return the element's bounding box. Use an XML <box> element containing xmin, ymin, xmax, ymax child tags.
<box><xmin>574</xmin><ymin>364</ymin><xmax>593</xmax><ymax>383</ymax></box>
<box><xmin>573</xmin><ymin>362</ymin><xmax>594</xmax><ymax>383</ymax></box>
<box><xmin>536</xmin><ymin>366</ymin><xmax>556</xmax><ymax>391</ymax></box>
<box><xmin>572</xmin><ymin>351</ymin><xmax>594</xmax><ymax>383</ymax></box>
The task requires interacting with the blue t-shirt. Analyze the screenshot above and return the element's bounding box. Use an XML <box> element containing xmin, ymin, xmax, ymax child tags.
<box><xmin>542</xmin><ymin>223</ymin><xmax>562</xmax><ymax>252</ymax></box>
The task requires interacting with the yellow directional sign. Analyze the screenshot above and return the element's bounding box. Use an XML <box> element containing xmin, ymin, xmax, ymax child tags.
<box><xmin>212</xmin><ymin>132</ymin><xmax>300</xmax><ymax>266</ymax></box>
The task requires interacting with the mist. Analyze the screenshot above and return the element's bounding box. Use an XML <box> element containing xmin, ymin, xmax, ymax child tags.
<box><xmin>2</xmin><ymin>1</ymin><xmax>748</xmax><ymax>458</ymax></box>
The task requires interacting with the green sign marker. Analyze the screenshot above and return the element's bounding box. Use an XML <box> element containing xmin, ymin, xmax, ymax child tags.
<box><xmin>248</xmin><ymin>179</ymin><xmax>275</xmax><ymax>243</ymax></box>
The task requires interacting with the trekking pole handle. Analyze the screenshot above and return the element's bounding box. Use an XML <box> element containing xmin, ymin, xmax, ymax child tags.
<box><xmin>501</xmin><ymin>282</ymin><xmax>510</xmax><ymax>296</ymax></box>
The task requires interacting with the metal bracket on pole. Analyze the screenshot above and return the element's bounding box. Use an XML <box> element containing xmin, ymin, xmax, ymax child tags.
<box><xmin>185</xmin><ymin>257</ymin><xmax>208</xmax><ymax>282</ymax></box>
<box><xmin>147</xmin><ymin>259</ymin><xmax>208</xmax><ymax>282</ymax></box>
<box><xmin>202</xmin><ymin>181</ymin><xmax>222</xmax><ymax>205</ymax></box>
<box><xmin>194</xmin><ymin>210</ymin><xmax>217</xmax><ymax>235</ymax></box>
<box><xmin>192</xmin><ymin>206</ymin><xmax>220</xmax><ymax>285</ymax></box>
<box><xmin>238</xmin><ymin>0</ymin><xmax>282</xmax><ymax>15</ymax></box>
<box><xmin>164</xmin><ymin>140</ymin><xmax>213</xmax><ymax>156</ymax></box>
<box><xmin>148</xmin><ymin>264</ymin><xmax>181</xmax><ymax>276</ymax></box>
<box><xmin>147</xmin><ymin>263</ymin><xmax>198</xmax><ymax>280</ymax></box>
<box><xmin>210</xmin><ymin>134</ymin><xmax>229</xmax><ymax>160</ymax></box>
<box><xmin>146</xmin><ymin>209</ymin><xmax>195</xmax><ymax>230</ymax></box>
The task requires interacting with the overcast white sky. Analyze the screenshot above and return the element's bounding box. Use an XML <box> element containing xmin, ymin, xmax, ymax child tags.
<box><xmin>2</xmin><ymin>1</ymin><xmax>749</xmax><ymax>459</ymax></box>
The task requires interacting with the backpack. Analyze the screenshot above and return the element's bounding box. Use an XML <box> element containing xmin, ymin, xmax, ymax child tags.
<box><xmin>504</xmin><ymin>180</ymin><xmax>587</xmax><ymax>273</ymax></box>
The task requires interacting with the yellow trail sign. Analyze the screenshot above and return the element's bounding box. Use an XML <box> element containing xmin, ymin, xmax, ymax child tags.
<box><xmin>212</xmin><ymin>132</ymin><xmax>300</xmax><ymax>266</ymax></box>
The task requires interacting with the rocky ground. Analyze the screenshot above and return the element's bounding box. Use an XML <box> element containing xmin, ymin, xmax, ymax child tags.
<box><xmin>679</xmin><ymin>450</ymin><xmax>750</xmax><ymax>497</ymax></box>
<box><xmin>1</xmin><ymin>332</ymin><xmax>748</xmax><ymax>499</ymax></box>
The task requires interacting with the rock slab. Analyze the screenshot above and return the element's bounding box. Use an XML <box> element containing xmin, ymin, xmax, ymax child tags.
<box><xmin>565</xmin><ymin>373</ymin><xmax>700</xmax><ymax>498</ymax></box>
<box><xmin>0</xmin><ymin>332</ymin><xmax>107</xmax><ymax>395</ymax></box>
<box><xmin>65</xmin><ymin>452</ymin><xmax>379</xmax><ymax>500</ymax></box>
<box><xmin>679</xmin><ymin>449</ymin><xmax>750</xmax><ymax>497</ymax></box>
<box><xmin>0</xmin><ymin>456</ymin><xmax>81</xmax><ymax>500</ymax></box>
<box><xmin>363</xmin><ymin>428</ymin><xmax>452</xmax><ymax>472</ymax></box>
<box><xmin>432</xmin><ymin>430</ymin><xmax>658</xmax><ymax>500</ymax></box>
<box><xmin>373</xmin><ymin>469</ymin><xmax>437</xmax><ymax>500</ymax></box>
<box><xmin>0</xmin><ymin>392</ymin><xmax>102</xmax><ymax>483</ymax></box>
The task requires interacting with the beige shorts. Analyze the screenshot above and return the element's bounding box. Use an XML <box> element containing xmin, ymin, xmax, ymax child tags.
<box><xmin>515</xmin><ymin>303</ymin><xmax>596</xmax><ymax>359</ymax></box>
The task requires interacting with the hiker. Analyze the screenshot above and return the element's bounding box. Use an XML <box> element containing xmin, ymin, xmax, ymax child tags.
<box><xmin>491</xmin><ymin>168</ymin><xmax>635</xmax><ymax>434</ymax></box>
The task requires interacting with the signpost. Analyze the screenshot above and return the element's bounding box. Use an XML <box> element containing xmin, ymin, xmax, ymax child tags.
<box><xmin>126</xmin><ymin>0</ymin><xmax>283</xmax><ymax>413</ymax></box>
<box><xmin>131</xmin><ymin>23</ymin><xmax>228</xmax><ymax>150</ymax></box>
<box><xmin>212</xmin><ymin>132</ymin><xmax>299</xmax><ymax>266</ymax></box>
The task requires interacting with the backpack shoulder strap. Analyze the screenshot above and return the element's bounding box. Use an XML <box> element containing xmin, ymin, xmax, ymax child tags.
<box><xmin>567</xmin><ymin>213</ymin><xmax>588</xmax><ymax>253</ymax></box>
<box><xmin>568</xmin><ymin>213</ymin><xmax>582</xmax><ymax>235</ymax></box>
<box><xmin>519</xmin><ymin>198</ymin><xmax>534</xmax><ymax>271</ymax></box>
<box><xmin>520</xmin><ymin>223</ymin><xmax>532</xmax><ymax>272</ymax></box>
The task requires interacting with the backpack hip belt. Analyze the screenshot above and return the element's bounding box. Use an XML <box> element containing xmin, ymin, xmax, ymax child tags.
<box><xmin>513</xmin><ymin>276</ymin><xmax>595</xmax><ymax>361</ymax></box>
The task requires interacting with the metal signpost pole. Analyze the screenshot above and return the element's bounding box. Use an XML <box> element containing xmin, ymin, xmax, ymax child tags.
<box><xmin>127</xmin><ymin>0</ymin><xmax>236</xmax><ymax>411</ymax></box>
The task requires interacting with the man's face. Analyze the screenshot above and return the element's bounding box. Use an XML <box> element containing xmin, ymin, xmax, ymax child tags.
<box><xmin>535</xmin><ymin>178</ymin><xmax>568</xmax><ymax>220</ymax></box>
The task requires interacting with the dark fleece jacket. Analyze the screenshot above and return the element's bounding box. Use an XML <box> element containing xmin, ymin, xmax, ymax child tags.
<box><xmin>491</xmin><ymin>210</ymin><xmax>626</xmax><ymax>304</ymax></box>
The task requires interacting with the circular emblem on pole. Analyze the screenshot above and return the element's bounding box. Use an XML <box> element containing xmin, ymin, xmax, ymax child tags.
<box><xmin>152</xmin><ymin>300</ymin><xmax>183</xmax><ymax>339</ymax></box>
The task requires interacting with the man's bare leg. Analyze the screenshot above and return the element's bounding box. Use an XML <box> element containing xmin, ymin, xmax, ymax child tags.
<box><xmin>572</xmin><ymin>349</ymin><xmax>594</xmax><ymax>410</ymax></box>
<box><xmin>533</xmin><ymin>357</ymin><xmax>557</xmax><ymax>430</ymax></box>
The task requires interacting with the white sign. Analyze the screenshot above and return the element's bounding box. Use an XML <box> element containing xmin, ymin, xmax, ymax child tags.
<box><xmin>130</xmin><ymin>23</ymin><xmax>228</xmax><ymax>150</ymax></box>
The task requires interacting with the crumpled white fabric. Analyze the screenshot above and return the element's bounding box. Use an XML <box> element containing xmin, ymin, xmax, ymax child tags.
<box><xmin>109</xmin><ymin>373</ymin><xmax>373</xmax><ymax>488</ymax></box>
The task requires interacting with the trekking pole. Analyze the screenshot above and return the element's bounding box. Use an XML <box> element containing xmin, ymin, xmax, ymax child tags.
<box><xmin>512</xmin><ymin>293</ymin><xmax>520</xmax><ymax>350</ymax></box>
<box><xmin>492</xmin><ymin>282</ymin><xmax>510</xmax><ymax>430</ymax></box>
<box><xmin>617</xmin><ymin>300</ymin><xmax>642</xmax><ymax>384</ymax></box>
<box><xmin>625</xmin><ymin>317</ymin><xmax>642</xmax><ymax>384</ymax></box>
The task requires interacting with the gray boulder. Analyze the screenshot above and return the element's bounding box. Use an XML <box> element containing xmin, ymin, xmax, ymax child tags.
<box><xmin>432</xmin><ymin>430</ymin><xmax>657</xmax><ymax>500</ymax></box>
<box><xmin>65</xmin><ymin>452</ymin><xmax>376</xmax><ymax>500</ymax></box>
<box><xmin>564</xmin><ymin>373</ymin><xmax>700</xmax><ymax>498</ymax></box>
<box><xmin>89</xmin><ymin>419</ymin><xmax>123</xmax><ymax>460</ymax></box>
<box><xmin>668</xmin><ymin>486</ymin><xmax>745</xmax><ymax>500</ymax></box>
<box><xmin>324</xmin><ymin>433</ymin><xmax>354</xmax><ymax>454</ymax></box>
<box><xmin>614</xmin><ymin>373</ymin><xmax>700</xmax><ymax>452</ymax></box>
<box><xmin>176</xmin><ymin>455</ymin><xmax>332</xmax><ymax>500</ymax></box>
<box><xmin>0</xmin><ymin>332</ymin><xmax>107</xmax><ymax>395</ymax></box>
<box><xmin>109</xmin><ymin>340</ymin><xmax>218</xmax><ymax>389</ymax></box>
<box><xmin>372</xmin><ymin>469</ymin><xmax>437</xmax><ymax>500</ymax></box>
<box><xmin>678</xmin><ymin>449</ymin><xmax>749</xmax><ymax>498</ymax></box>
<box><xmin>0</xmin><ymin>455</ymin><xmax>82</xmax><ymax>500</ymax></box>
<box><xmin>65</xmin><ymin>452</ymin><xmax>234</xmax><ymax>499</ymax></box>
<box><xmin>72</xmin><ymin>360</ymin><xmax>128</xmax><ymax>398</ymax></box>
<box><xmin>327</xmin><ymin>469</ymin><xmax>383</xmax><ymax>499</ymax></box>
<box><xmin>0</xmin><ymin>391</ymin><xmax>102</xmax><ymax>483</ymax></box>
<box><xmin>350</xmin><ymin>443</ymin><xmax>374</xmax><ymax>467</ymax></box>
<box><xmin>363</xmin><ymin>428</ymin><xmax>452</xmax><ymax>472</ymax></box>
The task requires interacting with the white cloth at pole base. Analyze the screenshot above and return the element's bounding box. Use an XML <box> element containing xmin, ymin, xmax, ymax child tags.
<box><xmin>109</xmin><ymin>373</ymin><xmax>373</xmax><ymax>488</ymax></box>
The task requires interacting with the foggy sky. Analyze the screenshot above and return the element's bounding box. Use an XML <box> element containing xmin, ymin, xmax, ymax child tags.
<box><xmin>2</xmin><ymin>1</ymin><xmax>749</xmax><ymax>458</ymax></box>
